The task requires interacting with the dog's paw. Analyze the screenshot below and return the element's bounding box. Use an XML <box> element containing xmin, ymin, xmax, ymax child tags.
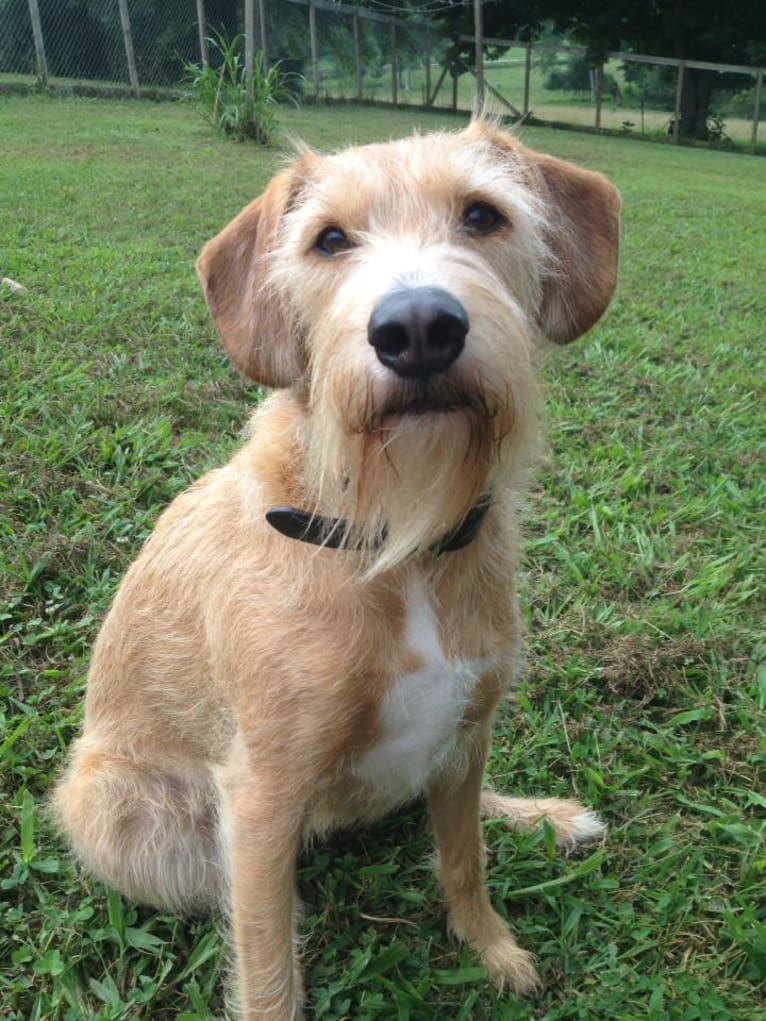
<box><xmin>481</xmin><ymin>938</ymin><xmax>540</xmax><ymax>996</ymax></box>
<box><xmin>448</xmin><ymin>904</ymin><xmax>540</xmax><ymax>996</ymax></box>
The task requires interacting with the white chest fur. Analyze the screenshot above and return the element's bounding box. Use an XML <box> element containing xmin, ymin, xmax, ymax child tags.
<box><xmin>356</xmin><ymin>578</ymin><xmax>490</xmax><ymax>805</ymax></box>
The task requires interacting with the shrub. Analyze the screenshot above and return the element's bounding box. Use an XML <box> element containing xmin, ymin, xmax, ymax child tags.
<box><xmin>186</xmin><ymin>32</ymin><xmax>295</xmax><ymax>144</ymax></box>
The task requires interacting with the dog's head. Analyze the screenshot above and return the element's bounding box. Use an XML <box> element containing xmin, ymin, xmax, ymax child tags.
<box><xmin>198</xmin><ymin>122</ymin><xmax>621</xmax><ymax>570</ymax></box>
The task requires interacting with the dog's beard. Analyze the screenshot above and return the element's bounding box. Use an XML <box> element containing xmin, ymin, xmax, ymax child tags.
<box><xmin>305</xmin><ymin>367</ymin><xmax>536</xmax><ymax>576</ymax></box>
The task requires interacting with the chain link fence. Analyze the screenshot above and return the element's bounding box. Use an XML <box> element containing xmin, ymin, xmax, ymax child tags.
<box><xmin>1</xmin><ymin>0</ymin><xmax>763</xmax><ymax>152</ymax></box>
<box><xmin>0</xmin><ymin>0</ymin><xmax>235</xmax><ymax>93</ymax></box>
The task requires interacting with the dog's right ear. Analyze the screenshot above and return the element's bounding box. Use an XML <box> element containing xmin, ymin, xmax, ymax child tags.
<box><xmin>197</xmin><ymin>169</ymin><xmax>304</xmax><ymax>388</ymax></box>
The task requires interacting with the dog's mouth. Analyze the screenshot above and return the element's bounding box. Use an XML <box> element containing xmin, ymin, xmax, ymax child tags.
<box><xmin>366</xmin><ymin>376</ymin><xmax>495</xmax><ymax>429</ymax></box>
<box><xmin>393</xmin><ymin>397</ymin><xmax>467</xmax><ymax>417</ymax></box>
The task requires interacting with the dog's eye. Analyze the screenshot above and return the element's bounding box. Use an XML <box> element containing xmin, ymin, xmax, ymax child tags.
<box><xmin>463</xmin><ymin>202</ymin><xmax>506</xmax><ymax>235</ymax></box>
<box><xmin>316</xmin><ymin>226</ymin><xmax>352</xmax><ymax>257</ymax></box>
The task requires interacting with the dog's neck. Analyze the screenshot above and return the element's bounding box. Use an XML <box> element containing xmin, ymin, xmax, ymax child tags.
<box><xmin>265</xmin><ymin>497</ymin><xmax>491</xmax><ymax>558</ymax></box>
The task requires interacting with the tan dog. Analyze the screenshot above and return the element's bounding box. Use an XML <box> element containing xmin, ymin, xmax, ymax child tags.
<box><xmin>53</xmin><ymin>119</ymin><xmax>620</xmax><ymax>1019</ymax></box>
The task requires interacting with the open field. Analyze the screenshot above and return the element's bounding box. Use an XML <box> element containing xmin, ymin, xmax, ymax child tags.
<box><xmin>1</xmin><ymin>96</ymin><xmax>765</xmax><ymax>1020</ymax></box>
<box><xmin>336</xmin><ymin>54</ymin><xmax>764</xmax><ymax>146</ymax></box>
<box><xmin>300</xmin><ymin>46</ymin><xmax>763</xmax><ymax>148</ymax></box>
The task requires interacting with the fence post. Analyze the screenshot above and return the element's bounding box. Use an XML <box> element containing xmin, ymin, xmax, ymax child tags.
<box><xmin>424</xmin><ymin>28</ymin><xmax>431</xmax><ymax>107</ymax></box>
<box><xmin>751</xmin><ymin>69</ymin><xmax>764</xmax><ymax>153</ymax></box>
<box><xmin>594</xmin><ymin>64</ymin><xmax>603</xmax><ymax>131</ymax></box>
<box><xmin>391</xmin><ymin>21</ymin><xmax>398</xmax><ymax>106</ymax></box>
<box><xmin>473</xmin><ymin>0</ymin><xmax>484</xmax><ymax>109</ymax></box>
<box><xmin>257</xmin><ymin>0</ymin><xmax>269</xmax><ymax>72</ymax></box>
<box><xmin>451</xmin><ymin>64</ymin><xmax>458</xmax><ymax>110</ymax></box>
<box><xmin>244</xmin><ymin>0</ymin><xmax>254</xmax><ymax>100</ymax></box>
<box><xmin>673</xmin><ymin>62</ymin><xmax>685</xmax><ymax>143</ymax></box>
<box><xmin>309</xmin><ymin>0</ymin><xmax>320</xmax><ymax>99</ymax></box>
<box><xmin>523</xmin><ymin>43</ymin><xmax>531</xmax><ymax>116</ymax></box>
<box><xmin>117</xmin><ymin>0</ymin><xmax>140</xmax><ymax>97</ymax></box>
<box><xmin>353</xmin><ymin>8</ymin><xmax>362</xmax><ymax>101</ymax></box>
<box><xmin>26</xmin><ymin>0</ymin><xmax>48</xmax><ymax>84</ymax></box>
<box><xmin>429</xmin><ymin>62</ymin><xmax>449</xmax><ymax>107</ymax></box>
<box><xmin>195</xmin><ymin>0</ymin><xmax>208</xmax><ymax>65</ymax></box>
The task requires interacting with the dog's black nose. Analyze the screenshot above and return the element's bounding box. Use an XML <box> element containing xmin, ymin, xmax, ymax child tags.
<box><xmin>367</xmin><ymin>287</ymin><xmax>469</xmax><ymax>378</ymax></box>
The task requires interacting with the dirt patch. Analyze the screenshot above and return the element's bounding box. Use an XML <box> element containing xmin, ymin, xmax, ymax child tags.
<box><xmin>602</xmin><ymin>634</ymin><xmax>712</xmax><ymax>701</ymax></box>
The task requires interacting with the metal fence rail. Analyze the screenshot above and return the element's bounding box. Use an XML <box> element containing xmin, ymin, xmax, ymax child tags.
<box><xmin>2</xmin><ymin>0</ymin><xmax>763</xmax><ymax>152</ymax></box>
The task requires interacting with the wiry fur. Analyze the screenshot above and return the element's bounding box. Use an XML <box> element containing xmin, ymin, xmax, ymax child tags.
<box><xmin>53</xmin><ymin>120</ymin><xmax>620</xmax><ymax>1020</ymax></box>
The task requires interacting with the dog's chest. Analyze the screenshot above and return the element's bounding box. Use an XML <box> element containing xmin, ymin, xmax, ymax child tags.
<box><xmin>355</xmin><ymin>579</ymin><xmax>490</xmax><ymax>803</ymax></box>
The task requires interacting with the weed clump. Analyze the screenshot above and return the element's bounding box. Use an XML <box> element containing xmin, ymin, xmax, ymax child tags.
<box><xmin>186</xmin><ymin>32</ymin><xmax>295</xmax><ymax>144</ymax></box>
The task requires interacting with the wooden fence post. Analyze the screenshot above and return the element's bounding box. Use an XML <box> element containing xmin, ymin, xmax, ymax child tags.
<box><xmin>309</xmin><ymin>0</ymin><xmax>320</xmax><ymax>99</ymax></box>
<box><xmin>473</xmin><ymin>0</ymin><xmax>484</xmax><ymax>109</ymax></box>
<box><xmin>429</xmin><ymin>62</ymin><xmax>449</xmax><ymax>107</ymax></box>
<box><xmin>117</xmin><ymin>0</ymin><xmax>140</xmax><ymax>97</ymax></box>
<box><xmin>751</xmin><ymin>69</ymin><xmax>764</xmax><ymax>153</ymax></box>
<box><xmin>391</xmin><ymin>21</ymin><xmax>398</xmax><ymax>106</ymax></box>
<box><xmin>244</xmin><ymin>0</ymin><xmax>254</xmax><ymax>100</ymax></box>
<box><xmin>26</xmin><ymin>0</ymin><xmax>48</xmax><ymax>84</ymax></box>
<box><xmin>424</xmin><ymin>28</ymin><xmax>431</xmax><ymax>107</ymax></box>
<box><xmin>594</xmin><ymin>64</ymin><xmax>603</xmax><ymax>131</ymax></box>
<box><xmin>195</xmin><ymin>0</ymin><xmax>208</xmax><ymax>65</ymax></box>
<box><xmin>673</xmin><ymin>62</ymin><xmax>685</xmax><ymax>143</ymax></box>
<box><xmin>451</xmin><ymin>64</ymin><xmax>458</xmax><ymax>111</ymax></box>
<box><xmin>257</xmin><ymin>0</ymin><xmax>269</xmax><ymax>72</ymax></box>
<box><xmin>523</xmin><ymin>42</ymin><xmax>531</xmax><ymax>116</ymax></box>
<box><xmin>353</xmin><ymin>8</ymin><xmax>362</xmax><ymax>101</ymax></box>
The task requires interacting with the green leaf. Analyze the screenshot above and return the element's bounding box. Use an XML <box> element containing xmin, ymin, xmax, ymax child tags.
<box><xmin>456</xmin><ymin>990</ymin><xmax>480</xmax><ymax>1019</ymax></box>
<box><xmin>33</xmin><ymin>948</ymin><xmax>65</xmax><ymax>976</ymax></box>
<box><xmin>126</xmin><ymin>925</ymin><xmax>166</xmax><ymax>952</ymax></box>
<box><xmin>106</xmin><ymin>888</ymin><xmax>126</xmax><ymax>949</ymax></box>
<box><xmin>20</xmin><ymin>788</ymin><xmax>35</xmax><ymax>865</ymax></box>
<box><xmin>0</xmin><ymin>714</ymin><xmax>35</xmax><ymax>756</ymax></box>
<box><xmin>503</xmin><ymin>849</ymin><xmax>607</xmax><ymax>899</ymax></box>
<box><xmin>433</xmin><ymin>966</ymin><xmax>488</xmax><ymax>986</ymax></box>
<box><xmin>667</xmin><ymin>708</ymin><xmax>711</xmax><ymax>727</ymax></box>
<box><xmin>89</xmin><ymin>974</ymin><xmax>121</xmax><ymax>1008</ymax></box>
<box><xmin>362</xmin><ymin>942</ymin><xmax>410</xmax><ymax>978</ymax></box>
<box><xmin>11</xmin><ymin>945</ymin><xmax>34</xmax><ymax>965</ymax></box>
<box><xmin>177</xmin><ymin>929</ymin><xmax>221</xmax><ymax>981</ymax></box>
<box><xmin>757</xmin><ymin>663</ymin><xmax>766</xmax><ymax>712</ymax></box>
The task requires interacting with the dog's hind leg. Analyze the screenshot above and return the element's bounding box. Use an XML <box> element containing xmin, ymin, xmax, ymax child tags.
<box><xmin>480</xmin><ymin>789</ymin><xmax>606</xmax><ymax>848</ymax></box>
<box><xmin>52</xmin><ymin>735</ymin><xmax>222</xmax><ymax>913</ymax></box>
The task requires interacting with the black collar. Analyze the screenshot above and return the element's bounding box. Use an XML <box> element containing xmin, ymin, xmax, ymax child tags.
<box><xmin>265</xmin><ymin>497</ymin><xmax>491</xmax><ymax>557</ymax></box>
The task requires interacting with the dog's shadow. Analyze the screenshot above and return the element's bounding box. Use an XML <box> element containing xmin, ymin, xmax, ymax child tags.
<box><xmin>298</xmin><ymin>799</ymin><xmax>437</xmax><ymax>929</ymax></box>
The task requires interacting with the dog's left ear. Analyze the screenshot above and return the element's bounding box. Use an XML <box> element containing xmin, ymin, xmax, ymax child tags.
<box><xmin>530</xmin><ymin>148</ymin><xmax>622</xmax><ymax>344</ymax></box>
<box><xmin>476</xmin><ymin>125</ymin><xmax>621</xmax><ymax>344</ymax></box>
<box><xmin>197</xmin><ymin>167</ymin><xmax>306</xmax><ymax>387</ymax></box>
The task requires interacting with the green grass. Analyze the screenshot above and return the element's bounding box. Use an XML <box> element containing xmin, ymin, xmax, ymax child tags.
<box><xmin>1</xmin><ymin>95</ymin><xmax>765</xmax><ymax>1020</ymax></box>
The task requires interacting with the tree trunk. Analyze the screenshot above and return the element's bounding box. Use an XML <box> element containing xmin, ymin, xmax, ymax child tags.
<box><xmin>679</xmin><ymin>67</ymin><xmax>716</xmax><ymax>140</ymax></box>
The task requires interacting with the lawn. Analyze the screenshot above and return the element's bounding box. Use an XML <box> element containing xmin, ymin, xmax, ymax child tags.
<box><xmin>1</xmin><ymin>96</ymin><xmax>764</xmax><ymax>1021</ymax></box>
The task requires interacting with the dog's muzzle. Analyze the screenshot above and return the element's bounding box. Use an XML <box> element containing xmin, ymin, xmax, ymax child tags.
<box><xmin>367</xmin><ymin>286</ymin><xmax>468</xmax><ymax>379</ymax></box>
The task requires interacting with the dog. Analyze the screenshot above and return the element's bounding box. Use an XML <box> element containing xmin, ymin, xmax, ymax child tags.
<box><xmin>53</xmin><ymin>118</ymin><xmax>621</xmax><ymax>1019</ymax></box>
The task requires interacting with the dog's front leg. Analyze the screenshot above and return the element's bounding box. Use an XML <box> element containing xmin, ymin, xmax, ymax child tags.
<box><xmin>219</xmin><ymin>762</ymin><xmax>306</xmax><ymax>1021</ymax></box>
<box><xmin>428</xmin><ymin>722</ymin><xmax>540</xmax><ymax>997</ymax></box>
